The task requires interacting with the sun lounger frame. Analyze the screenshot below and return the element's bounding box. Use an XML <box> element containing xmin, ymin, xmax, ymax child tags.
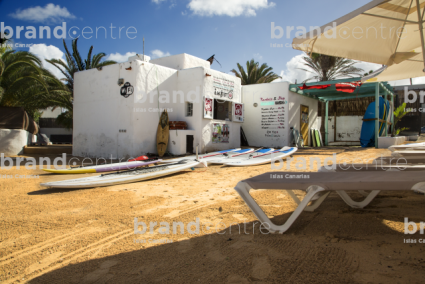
<box><xmin>234</xmin><ymin>172</ymin><xmax>425</xmax><ymax>234</ymax></box>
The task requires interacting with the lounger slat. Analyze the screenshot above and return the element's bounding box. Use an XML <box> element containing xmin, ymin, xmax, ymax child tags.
<box><xmin>242</xmin><ymin>172</ymin><xmax>425</xmax><ymax>191</ymax></box>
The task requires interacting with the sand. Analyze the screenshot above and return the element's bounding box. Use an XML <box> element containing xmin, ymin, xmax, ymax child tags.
<box><xmin>0</xmin><ymin>146</ymin><xmax>425</xmax><ymax>283</ymax></box>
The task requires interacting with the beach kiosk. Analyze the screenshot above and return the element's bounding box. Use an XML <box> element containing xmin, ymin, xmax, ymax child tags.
<box><xmin>73</xmin><ymin>53</ymin><xmax>242</xmax><ymax>158</ymax></box>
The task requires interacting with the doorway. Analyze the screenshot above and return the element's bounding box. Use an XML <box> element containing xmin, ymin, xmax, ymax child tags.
<box><xmin>186</xmin><ymin>135</ymin><xmax>194</xmax><ymax>154</ymax></box>
<box><xmin>300</xmin><ymin>105</ymin><xmax>309</xmax><ymax>146</ymax></box>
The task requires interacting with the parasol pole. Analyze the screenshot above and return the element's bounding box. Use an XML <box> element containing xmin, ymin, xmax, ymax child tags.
<box><xmin>416</xmin><ymin>0</ymin><xmax>425</xmax><ymax>72</ymax></box>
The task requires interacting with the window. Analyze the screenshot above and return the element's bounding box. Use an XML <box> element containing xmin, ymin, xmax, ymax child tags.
<box><xmin>213</xmin><ymin>99</ymin><xmax>232</xmax><ymax>121</ymax></box>
<box><xmin>186</xmin><ymin>102</ymin><xmax>193</xmax><ymax>117</ymax></box>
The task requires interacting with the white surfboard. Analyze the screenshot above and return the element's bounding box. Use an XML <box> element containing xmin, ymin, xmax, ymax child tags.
<box><xmin>222</xmin><ymin>147</ymin><xmax>298</xmax><ymax>167</ymax></box>
<box><xmin>43</xmin><ymin>159</ymin><xmax>161</xmax><ymax>174</ymax></box>
<box><xmin>389</xmin><ymin>142</ymin><xmax>425</xmax><ymax>152</ymax></box>
<box><xmin>207</xmin><ymin>148</ymin><xmax>275</xmax><ymax>164</ymax></box>
<box><xmin>160</xmin><ymin>148</ymin><xmax>241</xmax><ymax>164</ymax></box>
<box><xmin>40</xmin><ymin>160</ymin><xmax>206</xmax><ymax>189</ymax></box>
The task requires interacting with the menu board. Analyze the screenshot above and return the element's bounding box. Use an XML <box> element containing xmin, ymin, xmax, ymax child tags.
<box><xmin>260</xmin><ymin>96</ymin><xmax>287</xmax><ymax>140</ymax></box>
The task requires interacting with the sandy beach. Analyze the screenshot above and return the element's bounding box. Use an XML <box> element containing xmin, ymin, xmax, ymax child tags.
<box><xmin>0</xmin><ymin>146</ymin><xmax>424</xmax><ymax>284</ymax></box>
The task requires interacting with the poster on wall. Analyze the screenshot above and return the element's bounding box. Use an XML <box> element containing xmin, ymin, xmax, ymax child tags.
<box><xmin>212</xmin><ymin>124</ymin><xmax>230</xmax><ymax>143</ymax></box>
<box><xmin>233</xmin><ymin>103</ymin><xmax>244</xmax><ymax>122</ymax></box>
<box><xmin>213</xmin><ymin>76</ymin><xmax>234</xmax><ymax>99</ymax></box>
<box><xmin>204</xmin><ymin>97</ymin><xmax>213</xmax><ymax>119</ymax></box>
<box><xmin>260</xmin><ymin>96</ymin><xmax>288</xmax><ymax>141</ymax></box>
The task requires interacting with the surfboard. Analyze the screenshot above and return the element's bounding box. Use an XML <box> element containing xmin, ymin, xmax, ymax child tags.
<box><xmin>389</xmin><ymin>142</ymin><xmax>425</xmax><ymax>152</ymax></box>
<box><xmin>222</xmin><ymin>147</ymin><xmax>298</xmax><ymax>167</ymax></box>
<box><xmin>317</xmin><ymin>129</ymin><xmax>324</xmax><ymax>146</ymax></box>
<box><xmin>40</xmin><ymin>160</ymin><xmax>206</xmax><ymax>189</ymax></box>
<box><xmin>42</xmin><ymin>159</ymin><xmax>161</xmax><ymax>174</ymax></box>
<box><xmin>207</xmin><ymin>148</ymin><xmax>275</xmax><ymax>164</ymax></box>
<box><xmin>360</xmin><ymin>97</ymin><xmax>386</xmax><ymax>148</ymax></box>
<box><xmin>311</xmin><ymin>129</ymin><xmax>317</xmax><ymax>147</ymax></box>
<box><xmin>157</xmin><ymin>110</ymin><xmax>169</xmax><ymax>157</ymax></box>
<box><xmin>160</xmin><ymin>148</ymin><xmax>241</xmax><ymax>164</ymax></box>
<box><xmin>315</xmin><ymin>129</ymin><xmax>322</xmax><ymax>147</ymax></box>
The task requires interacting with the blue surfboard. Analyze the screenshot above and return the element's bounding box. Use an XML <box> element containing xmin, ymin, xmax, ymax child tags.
<box><xmin>360</xmin><ymin>97</ymin><xmax>389</xmax><ymax>148</ymax></box>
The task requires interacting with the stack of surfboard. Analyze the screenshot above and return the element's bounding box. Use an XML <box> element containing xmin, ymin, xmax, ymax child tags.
<box><xmin>164</xmin><ymin>147</ymin><xmax>298</xmax><ymax>167</ymax></box>
<box><xmin>310</xmin><ymin>128</ymin><xmax>323</xmax><ymax>147</ymax></box>
<box><xmin>41</xmin><ymin>159</ymin><xmax>206</xmax><ymax>189</ymax></box>
<box><xmin>40</xmin><ymin>147</ymin><xmax>298</xmax><ymax>189</ymax></box>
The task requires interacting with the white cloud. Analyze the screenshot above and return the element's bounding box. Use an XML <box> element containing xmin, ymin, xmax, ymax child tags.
<box><xmin>253</xmin><ymin>53</ymin><xmax>263</xmax><ymax>60</ymax></box>
<box><xmin>105</xmin><ymin>52</ymin><xmax>137</xmax><ymax>63</ymax></box>
<box><xmin>151</xmin><ymin>49</ymin><xmax>171</xmax><ymax>59</ymax></box>
<box><xmin>29</xmin><ymin>44</ymin><xmax>65</xmax><ymax>79</ymax></box>
<box><xmin>182</xmin><ymin>11</ymin><xmax>188</xmax><ymax>16</ymax></box>
<box><xmin>9</xmin><ymin>4</ymin><xmax>76</xmax><ymax>23</ymax></box>
<box><xmin>277</xmin><ymin>54</ymin><xmax>311</xmax><ymax>84</ymax></box>
<box><xmin>187</xmin><ymin>0</ymin><xmax>275</xmax><ymax>17</ymax></box>
<box><xmin>152</xmin><ymin>0</ymin><xmax>166</xmax><ymax>4</ymax></box>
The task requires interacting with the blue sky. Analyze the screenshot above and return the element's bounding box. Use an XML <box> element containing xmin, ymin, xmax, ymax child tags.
<box><xmin>1</xmin><ymin>0</ymin><xmax>421</xmax><ymax>85</ymax></box>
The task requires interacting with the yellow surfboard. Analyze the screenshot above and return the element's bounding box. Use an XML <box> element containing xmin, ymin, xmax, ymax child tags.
<box><xmin>157</xmin><ymin>110</ymin><xmax>169</xmax><ymax>157</ymax></box>
<box><xmin>43</xmin><ymin>168</ymin><xmax>97</xmax><ymax>174</ymax></box>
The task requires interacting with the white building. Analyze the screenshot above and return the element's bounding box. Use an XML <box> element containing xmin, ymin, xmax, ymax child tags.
<box><xmin>73</xmin><ymin>54</ymin><xmax>243</xmax><ymax>158</ymax></box>
<box><xmin>242</xmin><ymin>82</ymin><xmax>318</xmax><ymax>148</ymax></box>
<box><xmin>73</xmin><ymin>53</ymin><xmax>319</xmax><ymax>158</ymax></box>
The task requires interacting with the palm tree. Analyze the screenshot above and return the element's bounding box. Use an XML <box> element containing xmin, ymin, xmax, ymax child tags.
<box><xmin>0</xmin><ymin>50</ymin><xmax>52</xmax><ymax>117</ymax></box>
<box><xmin>299</xmin><ymin>53</ymin><xmax>364</xmax><ymax>82</ymax></box>
<box><xmin>231</xmin><ymin>59</ymin><xmax>281</xmax><ymax>85</ymax></box>
<box><xmin>46</xmin><ymin>38</ymin><xmax>116</xmax><ymax>95</ymax></box>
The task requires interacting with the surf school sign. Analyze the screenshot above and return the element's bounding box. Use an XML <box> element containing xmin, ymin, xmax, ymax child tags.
<box><xmin>213</xmin><ymin>76</ymin><xmax>234</xmax><ymax>99</ymax></box>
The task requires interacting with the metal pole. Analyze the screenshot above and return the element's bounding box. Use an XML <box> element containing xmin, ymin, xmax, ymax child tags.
<box><xmin>391</xmin><ymin>94</ymin><xmax>394</xmax><ymax>136</ymax></box>
<box><xmin>416</xmin><ymin>0</ymin><xmax>425</xmax><ymax>72</ymax></box>
<box><xmin>384</xmin><ymin>92</ymin><xmax>391</xmax><ymax>137</ymax></box>
<box><xmin>325</xmin><ymin>101</ymin><xmax>329</xmax><ymax>146</ymax></box>
<box><xmin>375</xmin><ymin>83</ymin><xmax>380</xmax><ymax>148</ymax></box>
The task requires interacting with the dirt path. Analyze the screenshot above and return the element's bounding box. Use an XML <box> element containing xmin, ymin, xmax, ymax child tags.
<box><xmin>0</xmin><ymin>148</ymin><xmax>424</xmax><ymax>283</ymax></box>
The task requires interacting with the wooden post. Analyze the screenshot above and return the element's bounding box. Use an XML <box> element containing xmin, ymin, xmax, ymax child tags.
<box><xmin>375</xmin><ymin>83</ymin><xmax>380</xmax><ymax>149</ymax></box>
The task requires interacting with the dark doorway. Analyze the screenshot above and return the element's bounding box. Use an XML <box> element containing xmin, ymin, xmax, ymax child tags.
<box><xmin>186</xmin><ymin>135</ymin><xmax>194</xmax><ymax>153</ymax></box>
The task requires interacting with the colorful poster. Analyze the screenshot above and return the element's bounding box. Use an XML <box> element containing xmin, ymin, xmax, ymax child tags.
<box><xmin>212</xmin><ymin>124</ymin><xmax>230</xmax><ymax>143</ymax></box>
<box><xmin>212</xmin><ymin>123</ymin><xmax>222</xmax><ymax>143</ymax></box>
<box><xmin>233</xmin><ymin>103</ymin><xmax>243</xmax><ymax>122</ymax></box>
<box><xmin>204</xmin><ymin>98</ymin><xmax>213</xmax><ymax>119</ymax></box>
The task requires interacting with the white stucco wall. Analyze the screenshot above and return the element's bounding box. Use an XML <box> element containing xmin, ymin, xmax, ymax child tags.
<box><xmin>0</xmin><ymin>129</ymin><xmax>30</xmax><ymax>156</ymax></box>
<box><xmin>316</xmin><ymin>116</ymin><xmax>363</xmax><ymax>143</ymax></box>
<box><xmin>242</xmin><ymin>82</ymin><xmax>318</xmax><ymax>147</ymax></box>
<box><xmin>162</xmin><ymin>66</ymin><xmax>242</xmax><ymax>153</ymax></box>
<box><xmin>150</xmin><ymin>54</ymin><xmax>210</xmax><ymax>71</ymax></box>
<box><xmin>74</xmin><ymin>59</ymin><xmax>178</xmax><ymax>158</ymax></box>
<box><xmin>40</xmin><ymin>107</ymin><xmax>62</xmax><ymax>118</ymax></box>
<box><xmin>168</xmin><ymin>130</ymin><xmax>196</xmax><ymax>155</ymax></box>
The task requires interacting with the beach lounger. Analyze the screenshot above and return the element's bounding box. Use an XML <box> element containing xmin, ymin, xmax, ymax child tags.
<box><xmin>318</xmin><ymin>163</ymin><xmax>425</xmax><ymax>172</ymax></box>
<box><xmin>234</xmin><ymin>172</ymin><xmax>425</xmax><ymax>234</ymax></box>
